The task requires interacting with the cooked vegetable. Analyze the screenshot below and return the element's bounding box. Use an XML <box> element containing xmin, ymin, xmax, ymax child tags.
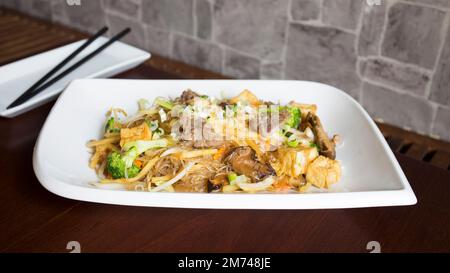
<box><xmin>152</xmin><ymin>128</ymin><xmax>164</xmax><ymax>139</ymax></box>
<box><xmin>138</xmin><ymin>99</ymin><xmax>150</xmax><ymax>111</ymax></box>
<box><xmin>287</xmin><ymin>139</ymin><xmax>299</xmax><ymax>147</ymax></box>
<box><xmin>122</xmin><ymin>138</ymin><xmax>169</xmax><ymax>154</ymax></box>
<box><xmin>106</xmin><ymin>151</ymin><xmax>141</xmax><ymax>179</ymax></box>
<box><xmin>155</xmin><ymin>97</ymin><xmax>174</xmax><ymax>110</ymax></box>
<box><xmin>148</xmin><ymin>120</ymin><xmax>159</xmax><ymax>131</ymax></box>
<box><xmin>105</xmin><ymin>139</ymin><xmax>168</xmax><ymax>179</ymax></box>
<box><xmin>225</xmin><ymin>146</ymin><xmax>274</xmax><ymax>182</ymax></box>
<box><xmin>307</xmin><ymin>113</ymin><xmax>336</xmax><ymax>159</ymax></box>
<box><xmin>236</xmin><ymin>176</ymin><xmax>275</xmax><ymax>193</ymax></box>
<box><xmin>151</xmin><ymin>162</ymin><xmax>196</xmax><ymax>192</ymax></box>
<box><xmin>227</xmin><ymin>172</ymin><xmax>237</xmax><ymax>184</ymax></box>
<box><xmin>288</xmin><ymin>102</ymin><xmax>317</xmax><ymax>121</ymax></box>
<box><xmin>283</xmin><ymin>106</ymin><xmax>301</xmax><ymax>129</ymax></box>
<box><xmin>89</xmin><ymin>89</ymin><xmax>341</xmax><ymax>194</ymax></box>
<box><xmin>105</xmin><ymin>117</ymin><xmax>120</xmax><ymax>134</ymax></box>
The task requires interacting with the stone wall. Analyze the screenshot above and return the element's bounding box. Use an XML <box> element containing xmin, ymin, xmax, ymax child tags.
<box><xmin>2</xmin><ymin>0</ymin><xmax>449</xmax><ymax>141</ymax></box>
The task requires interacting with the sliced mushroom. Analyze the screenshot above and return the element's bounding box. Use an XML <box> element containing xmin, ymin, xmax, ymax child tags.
<box><xmin>208</xmin><ymin>173</ymin><xmax>228</xmax><ymax>192</ymax></box>
<box><xmin>306</xmin><ymin>112</ymin><xmax>336</xmax><ymax>160</ymax></box>
<box><xmin>224</xmin><ymin>146</ymin><xmax>274</xmax><ymax>182</ymax></box>
<box><xmin>174</xmin><ymin>176</ymin><xmax>208</xmax><ymax>193</ymax></box>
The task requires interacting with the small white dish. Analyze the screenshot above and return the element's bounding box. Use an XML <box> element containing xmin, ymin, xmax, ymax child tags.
<box><xmin>33</xmin><ymin>79</ymin><xmax>417</xmax><ymax>209</ymax></box>
<box><xmin>0</xmin><ymin>37</ymin><xmax>150</xmax><ymax>118</ymax></box>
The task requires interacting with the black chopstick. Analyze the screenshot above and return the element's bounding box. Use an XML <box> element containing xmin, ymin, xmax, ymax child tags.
<box><xmin>7</xmin><ymin>26</ymin><xmax>108</xmax><ymax>109</ymax></box>
<box><xmin>7</xmin><ymin>27</ymin><xmax>131</xmax><ymax>109</ymax></box>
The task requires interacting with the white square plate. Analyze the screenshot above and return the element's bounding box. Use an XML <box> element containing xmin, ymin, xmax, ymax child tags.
<box><xmin>33</xmin><ymin>79</ymin><xmax>417</xmax><ymax>209</ymax></box>
<box><xmin>0</xmin><ymin>37</ymin><xmax>150</xmax><ymax>118</ymax></box>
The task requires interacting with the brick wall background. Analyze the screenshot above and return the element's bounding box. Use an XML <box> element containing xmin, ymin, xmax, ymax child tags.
<box><xmin>1</xmin><ymin>0</ymin><xmax>449</xmax><ymax>141</ymax></box>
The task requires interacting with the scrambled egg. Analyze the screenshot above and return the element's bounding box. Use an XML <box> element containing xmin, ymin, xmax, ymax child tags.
<box><xmin>306</xmin><ymin>156</ymin><xmax>341</xmax><ymax>188</ymax></box>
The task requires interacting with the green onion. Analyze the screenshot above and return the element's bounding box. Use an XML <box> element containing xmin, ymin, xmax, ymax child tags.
<box><xmin>228</xmin><ymin>172</ymin><xmax>237</xmax><ymax>185</ymax></box>
<box><xmin>154</xmin><ymin>97</ymin><xmax>174</xmax><ymax>110</ymax></box>
<box><xmin>138</xmin><ymin>98</ymin><xmax>149</xmax><ymax>110</ymax></box>
<box><xmin>310</xmin><ymin>142</ymin><xmax>320</xmax><ymax>151</ymax></box>
<box><xmin>287</xmin><ymin>140</ymin><xmax>299</xmax><ymax>147</ymax></box>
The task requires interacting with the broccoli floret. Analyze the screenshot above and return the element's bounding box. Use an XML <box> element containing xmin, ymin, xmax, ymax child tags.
<box><xmin>105</xmin><ymin>117</ymin><xmax>120</xmax><ymax>134</ymax></box>
<box><xmin>107</xmin><ymin>139</ymin><xmax>169</xmax><ymax>179</ymax></box>
<box><xmin>284</xmin><ymin>107</ymin><xmax>301</xmax><ymax>129</ymax></box>
<box><xmin>106</xmin><ymin>151</ymin><xmax>141</xmax><ymax>179</ymax></box>
<box><xmin>127</xmin><ymin>165</ymin><xmax>141</xmax><ymax>178</ymax></box>
<box><xmin>154</xmin><ymin>97</ymin><xmax>174</xmax><ymax>110</ymax></box>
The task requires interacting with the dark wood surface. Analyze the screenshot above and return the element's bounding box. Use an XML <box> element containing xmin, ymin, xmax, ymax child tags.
<box><xmin>1</xmin><ymin>64</ymin><xmax>450</xmax><ymax>254</ymax></box>
<box><xmin>1</xmin><ymin>8</ymin><xmax>450</xmax><ymax>253</ymax></box>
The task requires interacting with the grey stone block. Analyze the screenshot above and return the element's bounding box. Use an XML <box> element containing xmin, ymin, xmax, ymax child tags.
<box><xmin>2</xmin><ymin>0</ymin><xmax>21</xmax><ymax>10</ymax></box>
<box><xmin>381</xmin><ymin>2</ymin><xmax>446</xmax><ymax>69</ymax></box>
<box><xmin>430</xmin><ymin>25</ymin><xmax>450</xmax><ymax>107</ymax></box>
<box><xmin>213</xmin><ymin>0</ymin><xmax>288</xmax><ymax>61</ymax></box>
<box><xmin>285</xmin><ymin>23</ymin><xmax>361</xmax><ymax>99</ymax></box>
<box><xmin>103</xmin><ymin>0</ymin><xmax>141</xmax><ymax>18</ymax></box>
<box><xmin>291</xmin><ymin>0</ymin><xmax>320</xmax><ymax>21</ymax></box>
<box><xmin>362</xmin><ymin>82</ymin><xmax>435</xmax><ymax>133</ymax></box>
<box><xmin>51</xmin><ymin>0</ymin><xmax>106</xmax><ymax>34</ymax></box>
<box><xmin>360</xmin><ymin>58</ymin><xmax>430</xmax><ymax>96</ymax></box>
<box><xmin>223</xmin><ymin>50</ymin><xmax>260</xmax><ymax>79</ymax></box>
<box><xmin>432</xmin><ymin>107</ymin><xmax>450</xmax><ymax>142</ymax></box>
<box><xmin>322</xmin><ymin>0</ymin><xmax>363</xmax><ymax>31</ymax></box>
<box><xmin>1</xmin><ymin>0</ymin><xmax>13</xmax><ymax>8</ymax></box>
<box><xmin>142</xmin><ymin>0</ymin><xmax>194</xmax><ymax>35</ymax></box>
<box><xmin>261</xmin><ymin>62</ymin><xmax>283</xmax><ymax>79</ymax></box>
<box><xmin>145</xmin><ymin>25</ymin><xmax>171</xmax><ymax>57</ymax></box>
<box><xmin>172</xmin><ymin>34</ymin><xmax>222</xmax><ymax>73</ymax></box>
<box><xmin>3</xmin><ymin>0</ymin><xmax>52</xmax><ymax>19</ymax></box>
<box><xmin>50</xmin><ymin>0</ymin><xmax>69</xmax><ymax>25</ymax></box>
<box><xmin>195</xmin><ymin>0</ymin><xmax>212</xmax><ymax>40</ymax></box>
<box><xmin>106</xmin><ymin>12</ymin><xmax>145</xmax><ymax>49</ymax></box>
<box><xmin>358</xmin><ymin>3</ymin><xmax>386</xmax><ymax>56</ymax></box>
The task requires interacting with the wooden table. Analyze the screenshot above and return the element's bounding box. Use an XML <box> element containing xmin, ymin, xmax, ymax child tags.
<box><xmin>1</xmin><ymin>8</ymin><xmax>450</xmax><ymax>253</ymax></box>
